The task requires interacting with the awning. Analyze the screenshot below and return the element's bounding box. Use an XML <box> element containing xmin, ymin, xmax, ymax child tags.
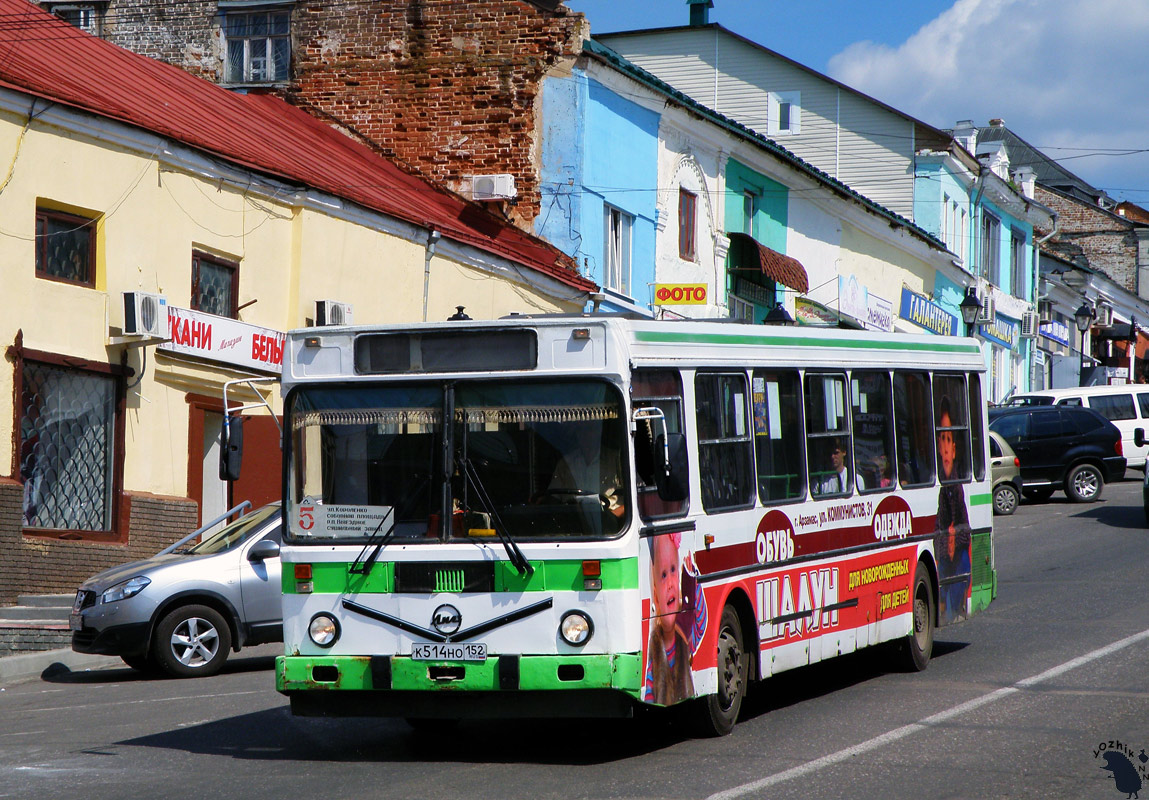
<box><xmin>727</xmin><ymin>232</ymin><xmax>809</xmax><ymax>294</ymax></box>
<box><xmin>1096</xmin><ymin>323</ymin><xmax>1136</xmax><ymax>341</ymax></box>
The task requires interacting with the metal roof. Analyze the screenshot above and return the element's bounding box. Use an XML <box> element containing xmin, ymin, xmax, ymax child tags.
<box><xmin>0</xmin><ymin>0</ymin><xmax>592</xmax><ymax>292</ymax></box>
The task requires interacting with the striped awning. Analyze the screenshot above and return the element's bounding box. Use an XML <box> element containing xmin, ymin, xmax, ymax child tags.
<box><xmin>727</xmin><ymin>232</ymin><xmax>810</xmax><ymax>294</ymax></box>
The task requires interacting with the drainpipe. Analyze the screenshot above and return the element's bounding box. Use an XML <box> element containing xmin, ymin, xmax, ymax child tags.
<box><xmin>422</xmin><ymin>228</ymin><xmax>441</xmax><ymax>323</ymax></box>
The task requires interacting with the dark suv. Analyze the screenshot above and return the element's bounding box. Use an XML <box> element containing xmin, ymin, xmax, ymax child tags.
<box><xmin>988</xmin><ymin>405</ymin><xmax>1125</xmax><ymax>503</ymax></box>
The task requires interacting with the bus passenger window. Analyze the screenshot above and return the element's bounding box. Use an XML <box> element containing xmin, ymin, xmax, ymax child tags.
<box><xmin>934</xmin><ymin>374</ymin><xmax>971</xmax><ymax>484</ymax></box>
<box><xmin>806</xmin><ymin>373</ymin><xmax>851</xmax><ymax>498</ymax></box>
<box><xmin>893</xmin><ymin>372</ymin><xmax>935</xmax><ymax>487</ymax></box>
<box><xmin>752</xmin><ymin>370</ymin><xmax>805</xmax><ymax>503</ymax></box>
<box><xmin>695</xmin><ymin>373</ymin><xmax>754</xmax><ymax>512</ymax></box>
<box><xmin>633</xmin><ymin>370</ymin><xmax>688</xmax><ymax>520</ymax></box>
<box><xmin>851</xmin><ymin>371</ymin><xmax>895</xmax><ymax>493</ymax></box>
<box><xmin>968</xmin><ymin>374</ymin><xmax>986</xmax><ymax>480</ymax></box>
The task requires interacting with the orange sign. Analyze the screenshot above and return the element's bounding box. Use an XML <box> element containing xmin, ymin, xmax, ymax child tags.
<box><xmin>654</xmin><ymin>284</ymin><xmax>708</xmax><ymax>305</ymax></box>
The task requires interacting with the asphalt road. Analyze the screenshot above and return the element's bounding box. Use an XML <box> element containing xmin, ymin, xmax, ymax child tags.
<box><xmin>2</xmin><ymin>476</ymin><xmax>1147</xmax><ymax>800</ymax></box>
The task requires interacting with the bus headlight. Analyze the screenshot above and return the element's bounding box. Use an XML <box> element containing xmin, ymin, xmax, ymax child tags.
<box><xmin>559</xmin><ymin>611</ymin><xmax>593</xmax><ymax>646</ymax></box>
<box><xmin>308</xmin><ymin>613</ymin><xmax>340</xmax><ymax>648</ymax></box>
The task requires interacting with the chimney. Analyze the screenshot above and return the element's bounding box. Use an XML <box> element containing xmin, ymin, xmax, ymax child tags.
<box><xmin>1013</xmin><ymin>166</ymin><xmax>1035</xmax><ymax>200</ymax></box>
<box><xmin>688</xmin><ymin>0</ymin><xmax>713</xmax><ymax>26</ymax></box>
<box><xmin>953</xmin><ymin>119</ymin><xmax>977</xmax><ymax>155</ymax></box>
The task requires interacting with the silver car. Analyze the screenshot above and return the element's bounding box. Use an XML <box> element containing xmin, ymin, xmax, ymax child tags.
<box><xmin>70</xmin><ymin>503</ymin><xmax>282</xmax><ymax>678</ymax></box>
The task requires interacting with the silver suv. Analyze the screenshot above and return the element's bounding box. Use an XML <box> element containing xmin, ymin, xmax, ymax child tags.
<box><xmin>70</xmin><ymin>503</ymin><xmax>282</xmax><ymax>678</ymax></box>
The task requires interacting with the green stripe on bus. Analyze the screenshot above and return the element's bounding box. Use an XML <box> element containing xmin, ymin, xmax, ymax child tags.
<box><xmin>633</xmin><ymin>330</ymin><xmax>981</xmax><ymax>354</ymax></box>
<box><xmin>282</xmin><ymin>558</ymin><xmax>639</xmax><ymax>594</ymax></box>
<box><xmin>969</xmin><ymin>493</ymin><xmax>992</xmax><ymax>506</ymax></box>
<box><xmin>276</xmin><ymin>653</ymin><xmax>642</xmax><ymax>695</ymax></box>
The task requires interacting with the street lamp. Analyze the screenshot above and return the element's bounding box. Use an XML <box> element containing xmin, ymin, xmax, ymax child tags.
<box><xmin>1074</xmin><ymin>301</ymin><xmax>1094</xmax><ymax>333</ymax></box>
<box><xmin>764</xmin><ymin>302</ymin><xmax>795</xmax><ymax>326</ymax></box>
<box><xmin>959</xmin><ymin>287</ymin><xmax>982</xmax><ymax>336</ymax></box>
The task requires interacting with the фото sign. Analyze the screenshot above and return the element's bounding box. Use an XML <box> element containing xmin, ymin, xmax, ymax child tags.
<box><xmin>159</xmin><ymin>306</ymin><xmax>286</xmax><ymax>374</ymax></box>
<box><xmin>654</xmin><ymin>284</ymin><xmax>708</xmax><ymax>305</ymax></box>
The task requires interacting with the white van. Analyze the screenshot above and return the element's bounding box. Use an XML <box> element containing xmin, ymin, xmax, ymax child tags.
<box><xmin>1006</xmin><ymin>385</ymin><xmax>1149</xmax><ymax>469</ymax></box>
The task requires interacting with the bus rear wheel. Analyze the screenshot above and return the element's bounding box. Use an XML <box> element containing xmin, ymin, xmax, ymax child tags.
<box><xmin>897</xmin><ymin>562</ymin><xmax>934</xmax><ymax>672</ymax></box>
<box><xmin>689</xmin><ymin>605</ymin><xmax>748</xmax><ymax>737</ymax></box>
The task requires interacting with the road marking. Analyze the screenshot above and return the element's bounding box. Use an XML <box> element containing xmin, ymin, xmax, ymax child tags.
<box><xmin>18</xmin><ymin>689</ymin><xmax>265</xmax><ymax>715</ymax></box>
<box><xmin>706</xmin><ymin>627</ymin><xmax>1149</xmax><ymax>800</ymax></box>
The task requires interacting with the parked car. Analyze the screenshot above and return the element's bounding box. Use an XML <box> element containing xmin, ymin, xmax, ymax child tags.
<box><xmin>989</xmin><ymin>431</ymin><xmax>1022</xmax><ymax>516</ymax></box>
<box><xmin>1006</xmin><ymin>384</ymin><xmax>1149</xmax><ymax>469</ymax></box>
<box><xmin>987</xmin><ymin>406</ymin><xmax>1125</xmax><ymax>503</ymax></box>
<box><xmin>70</xmin><ymin>503</ymin><xmax>282</xmax><ymax>678</ymax></box>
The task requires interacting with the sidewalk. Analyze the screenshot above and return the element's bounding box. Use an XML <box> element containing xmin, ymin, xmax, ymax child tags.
<box><xmin>0</xmin><ymin>646</ymin><xmax>118</xmax><ymax>687</ymax></box>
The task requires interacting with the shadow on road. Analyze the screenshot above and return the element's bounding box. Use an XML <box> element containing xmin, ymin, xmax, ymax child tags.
<box><xmin>40</xmin><ymin>651</ymin><xmax>278</xmax><ymax>684</ymax></box>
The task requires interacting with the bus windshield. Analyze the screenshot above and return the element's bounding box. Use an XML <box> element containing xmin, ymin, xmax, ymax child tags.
<box><xmin>286</xmin><ymin>380</ymin><xmax>629</xmax><ymax>543</ymax></box>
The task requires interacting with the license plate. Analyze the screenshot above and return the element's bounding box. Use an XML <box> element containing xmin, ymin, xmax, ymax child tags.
<box><xmin>411</xmin><ymin>642</ymin><xmax>486</xmax><ymax>661</ymax></box>
<box><xmin>69</xmin><ymin>613</ymin><xmax>82</xmax><ymax>632</ymax></box>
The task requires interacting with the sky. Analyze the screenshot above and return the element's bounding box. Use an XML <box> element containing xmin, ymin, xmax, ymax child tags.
<box><xmin>564</xmin><ymin>0</ymin><xmax>1149</xmax><ymax>205</ymax></box>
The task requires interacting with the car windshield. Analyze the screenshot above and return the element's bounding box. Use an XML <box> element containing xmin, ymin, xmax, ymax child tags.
<box><xmin>286</xmin><ymin>380</ymin><xmax>629</xmax><ymax>543</ymax></box>
<box><xmin>187</xmin><ymin>504</ymin><xmax>280</xmax><ymax>555</ymax></box>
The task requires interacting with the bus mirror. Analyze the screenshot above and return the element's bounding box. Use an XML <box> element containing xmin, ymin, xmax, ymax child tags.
<box><xmin>656</xmin><ymin>432</ymin><xmax>689</xmax><ymax>502</ymax></box>
<box><xmin>219</xmin><ymin>414</ymin><xmax>244</xmax><ymax>482</ymax></box>
<box><xmin>1137</xmin><ymin>428</ymin><xmax>1146</xmax><ymax>448</ymax></box>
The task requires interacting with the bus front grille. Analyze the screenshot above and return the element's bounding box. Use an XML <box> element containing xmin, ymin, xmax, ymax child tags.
<box><xmin>394</xmin><ymin>562</ymin><xmax>495</xmax><ymax>593</ymax></box>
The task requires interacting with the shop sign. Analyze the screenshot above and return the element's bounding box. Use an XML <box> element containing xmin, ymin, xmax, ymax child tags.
<box><xmin>654</xmin><ymin>284</ymin><xmax>708</xmax><ymax>305</ymax></box>
<box><xmin>1039</xmin><ymin>319</ymin><xmax>1070</xmax><ymax>346</ymax></box>
<box><xmin>981</xmin><ymin>314</ymin><xmax>1019</xmax><ymax>350</ymax></box>
<box><xmin>160</xmin><ymin>306</ymin><xmax>285</xmax><ymax>374</ymax></box>
<box><xmin>839</xmin><ymin>276</ymin><xmax>893</xmax><ymax>332</ymax></box>
<box><xmin>899</xmin><ymin>288</ymin><xmax>956</xmax><ymax>337</ymax></box>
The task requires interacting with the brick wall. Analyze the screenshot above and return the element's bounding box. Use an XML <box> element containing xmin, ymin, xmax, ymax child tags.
<box><xmin>1036</xmin><ymin>186</ymin><xmax>1139</xmax><ymax>292</ymax></box>
<box><xmin>0</xmin><ymin>481</ymin><xmax>198</xmax><ymax>605</ymax></box>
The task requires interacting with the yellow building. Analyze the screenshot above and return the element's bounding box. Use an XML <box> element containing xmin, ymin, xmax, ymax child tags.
<box><xmin>0</xmin><ymin>5</ymin><xmax>595</xmax><ymax>601</ymax></box>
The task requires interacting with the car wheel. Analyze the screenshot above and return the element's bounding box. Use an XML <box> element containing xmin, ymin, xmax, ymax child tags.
<box><xmin>1022</xmin><ymin>487</ymin><xmax>1054</xmax><ymax>503</ymax></box>
<box><xmin>153</xmin><ymin>604</ymin><xmax>232</xmax><ymax>678</ymax></box>
<box><xmin>688</xmin><ymin>605</ymin><xmax>748</xmax><ymax>737</ymax></box>
<box><xmin>993</xmin><ymin>483</ymin><xmax>1019</xmax><ymax>516</ymax></box>
<box><xmin>1065</xmin><ymin>464</ymin><xmax>1104</xmax><ymax>503</ymax></box>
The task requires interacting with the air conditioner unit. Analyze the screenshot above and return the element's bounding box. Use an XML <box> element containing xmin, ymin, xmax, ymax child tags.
<box><xmin>1020</xmin><ymin>310</ymin><xmax>1039</xmax><ymax>338</ymax></box>
<box><xmin>315</xmin><ymin>300</ymin><xmax>353</xmax><ymax>327</ymax></box>
<box><xmin>471</xmin><ymin>173</ymin><xmax>517</xmax><ymax>201</ymax></box>
<box><xmin>976</xmin><ymin>295</ymin><xmax>996</xmax><ymax>324</ymax></box>
<box><xmin>1095</xmin><ymin>304</ymin><xmax>1114</xmax><ymax>328</ymax></box>
<box><xmin>1037</xmin><ymin>299</ymin><xmax>1054</xmax><ymax>322</ymax></box>
<box><xmin>123</xmin><ymin>291</ymin><xmax>167</xmax><ymax>337</ymax></box>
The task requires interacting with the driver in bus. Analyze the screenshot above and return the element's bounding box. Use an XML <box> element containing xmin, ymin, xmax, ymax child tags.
<box><xmin>546</xmin><ymin>423</ymin><xmax>625</xmax><ymax>518</ymax></box>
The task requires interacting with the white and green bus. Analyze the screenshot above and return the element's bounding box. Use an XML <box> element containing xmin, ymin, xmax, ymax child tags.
<box><xmin>274</xmin><ymin>315</ymin><xmax>995</xmax><ymax>734</ymax></box>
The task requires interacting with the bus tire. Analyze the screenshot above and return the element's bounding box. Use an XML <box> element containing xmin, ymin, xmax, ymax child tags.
<box><xmin>690</xmin><ymin>605</ymin><xmax>748</xmax><ymax>737</ymax></box>
<box><xmin>898</xmin><ymin>562</ymin><xmax>934</xmax><ymax>672</ymax></box>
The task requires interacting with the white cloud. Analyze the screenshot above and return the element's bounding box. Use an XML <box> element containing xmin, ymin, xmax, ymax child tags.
<box><xmin>827</xmin><ymin>0</ymin><xmax>1149</xmax><ymax>201</ymax></box>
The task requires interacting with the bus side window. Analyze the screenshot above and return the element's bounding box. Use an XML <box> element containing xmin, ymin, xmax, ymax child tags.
<box><xmin>934</xmin><ymin>374</ymin><xmax>971</xmax><ymax>484</ymax></box>
<box><xmin>893</xmin><ymin>371</ymin><xmax>935</xmax><ymax>487</ymax></box>
<box><xmin>805</xmin><ymin>372</ymin><xmax>851</xmax><ymax>498</ymax></box>
<box><xmin>752</xmin><ymin>369</ymin><xmax>805</xmax><ymax>503</ymax></box>
<box><xmin>968</xmin><ymin>374</ymin><xmax>986</xmax><ymax>481</ymax></box>
<box><xmin>633</xmin><ymin>369</ymin><xmax>688</xmax><ymax>520</ymax></box>
<box><xmin>851</xmin><ymin>370</ymin><xmax>895</xmax><ymax>493</ymax></box>
<box><xmin>695</xmin><ymin>372</ymin><xmax>755</xmax><ymax>512</ymax></box>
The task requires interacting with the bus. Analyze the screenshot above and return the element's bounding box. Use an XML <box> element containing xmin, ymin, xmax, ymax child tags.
<box><xmin>274</xmin><ymin>314</ymin><xmax>995</xmax><ymax>735</ymax></box>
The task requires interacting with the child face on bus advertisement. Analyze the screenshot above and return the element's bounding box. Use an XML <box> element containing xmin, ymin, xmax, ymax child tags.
<box><xmin>651</xmin><ymin>534</ymin><xmax>681</xmax><ymax>640</ymax></box>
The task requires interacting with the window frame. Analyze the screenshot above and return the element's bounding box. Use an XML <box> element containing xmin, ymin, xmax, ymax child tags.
<box><xmin>12</xmin><ymin>341</ymin><xmax>127</xmax><ymax>542</ymax></box>
<box><xmin>851</xmin><ymin>370</ymin><xmax>897</xmax><ymax>495</ymax></box>
<box><xmin>633</xmin><ymin>369</ymin><xmax>689</xmax><ymax>521</ymax></box>
<box><xmin>805</xmin><ymin>371</ymin><xmax>852</xmax><ymax>499</ymax></box>
<box><xmin>603</xmin><ymin>204</ymin><xmax>633</xmax><ymax>296</ymax></box>
<box><xmin>768</xmin><ymin>91</ymin><xmax>801</xmax><ymax>136</ymax></box>
<box><xmin>694</xmin><ymin>371</ymin><xmax>755</xmax><ymax>513</ymax></box>
<box><xmin>222</xmin><ymin>6</ymin><xmax>292</xmax><ymax>85</ymax></box>
<box><xmin>34</xmin><ymin>207</ymin><xmax>97</xmax><ymax>289</ymax></box>
<box><xmin>678</xmin><ymin>188</ymin><xmax>697</xmax><ymax>261</ymax></box>
<box><xmin>981</xmin><ymin>211</ymin><xmax>1002</xmax><ymax>285</ymax></box>
<box><xmin>752</xmin><ymin>369</ymin><xmax>806</xmax><ymax>505</ymax></box>
<box><xmin>1010</xmin><ymin>227</ymin><xmax>1027</xmax><ymax>295</ymax></box>
<box><xmin>192</xmin><ymin>251</ymin><xmax>240</xmax><ymax>318</ymax></box>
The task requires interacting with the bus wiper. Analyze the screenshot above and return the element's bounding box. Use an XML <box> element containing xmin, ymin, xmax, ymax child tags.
<box><xmin>458</xmin><ymin>455</ymin><xmax>533</xmax><ymax>577</ymax></box>
<box><xmin>349</xmin><ymin>506</ymin><xmax>397</xmax><ymax>576</ymax></box>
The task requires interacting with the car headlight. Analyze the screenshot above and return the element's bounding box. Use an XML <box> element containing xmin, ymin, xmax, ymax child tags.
<box><xmin>308</xmin><ymin>613</ymin><xmax>340</xmax><ymax>648</ymax></box>
<box><xmin>101</xmin><ymin>576</ymin><xmax>150</xmax><ymax>604</ymax></box>
<box><xmin>559</xmin><ymin>610</ymin><xmax>593</xmax><ymax>646</ymax></box>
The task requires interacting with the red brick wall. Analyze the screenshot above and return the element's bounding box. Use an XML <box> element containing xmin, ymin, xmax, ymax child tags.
<box><xmin>1036</xmin><ymin>186</ymin><xmax>1139</xmax><ymax>292</ymax></box>
<box><xmin>0</xmin><ymin>481</ymin><xmax>197</xmax><ymax>604</ymax></box>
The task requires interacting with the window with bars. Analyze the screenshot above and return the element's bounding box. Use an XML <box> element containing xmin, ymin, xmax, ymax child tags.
<box><xmin>223</xmin><ymin>7</ymin><xmax>291</xmax><ymax>84</ymax></box>
<box><xmin>192</xmin><ymin>252</ymin><xmax>239</xmax><ymax>317</ymax></box>
<box><xmin>19</xmin><ymin>360</ymin><xmax>118</xmax><ymax>534</ymax></box>
<box><xmin>35</xmin><ymin>207</ymin><xmax>97</xmax><ymax>288</ymax></box>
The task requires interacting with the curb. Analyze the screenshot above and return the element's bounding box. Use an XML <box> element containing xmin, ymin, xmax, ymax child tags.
<box><xmin>0</xmin><ymin>648</ymin><xmax>119</xmax><ymax>687</ymax></box>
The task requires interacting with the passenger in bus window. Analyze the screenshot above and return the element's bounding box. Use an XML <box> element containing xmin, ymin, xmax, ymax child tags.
<box><xmin>934</xmin><ymin>397</ymin><xmax>971</xmax><ymax>622</ymax></box>
<box><xmin>644</xmin><ymin>532</ymin><xmax>706</xmax><ymax>705</ymax></box>
<box><xmin>545</xmin><ymin>423</ymin><xmax>625</xmax><ymax>519</ymax></box>
<box><xmin>814</xmin><ymin>437</ymin><xmax>850</xmax><ymax>496</ymax></box>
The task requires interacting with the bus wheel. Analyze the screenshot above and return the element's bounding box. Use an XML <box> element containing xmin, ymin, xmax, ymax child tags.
<box><xmin>690</xmin><ymin>605</ymin><xmax>748</xmax><ymax>737</ymax></box>
<box><xmin>899</xmin><ymin>562</ymin><xmax>934</xmax><ymax>672</ymax></box>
